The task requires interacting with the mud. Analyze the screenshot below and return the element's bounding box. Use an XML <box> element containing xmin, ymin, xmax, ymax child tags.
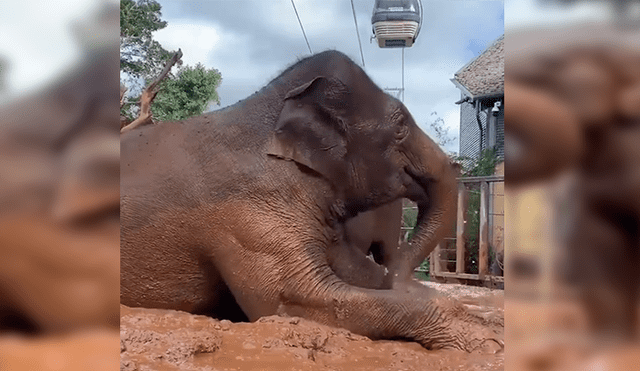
<box><xmin>0</xmin><ymin>329</ymin><xmax>119</xmax><ymax>371</ymax></box>
<box><xmin>120</xmin><ymin>283</ymin><xmax>503</xmax><ymax>371</ymax></box>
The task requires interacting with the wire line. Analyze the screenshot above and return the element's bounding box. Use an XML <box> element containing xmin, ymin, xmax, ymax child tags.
<box><xmin>350</xmin><ymin>0</ymin><xmax>365</xmax><ymax>67</ymax></box>
<box><xmin>290</xmin><ymin>0</ymin><xmax>312</xmax><ymax>54</ymax></box>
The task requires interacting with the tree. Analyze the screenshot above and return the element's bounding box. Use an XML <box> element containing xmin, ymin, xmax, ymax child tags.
<box><xmin>120</xmin><ymin>0</ymin><xmax>223</xmax><ymax>123</ymax></box>
<box><xmin>152</xmin><ymin>64</ymin><xmax>222</xmax><ymax>121</ymax></box>
<box><xmin>120</xmin><ymin>0</ymin><xmax>172</xmax><ymax>84</ymax></box>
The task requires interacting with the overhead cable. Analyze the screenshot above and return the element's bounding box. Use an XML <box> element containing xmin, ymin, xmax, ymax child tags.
<box><xmin>350</xmin><ymin>0</ymin><xmax>365</xmax><ymax>67</ymax></box>
<box><xmin>290</xmin><ymin>0</ymin><xmax>313</xmax><ymax>54</ymax></box>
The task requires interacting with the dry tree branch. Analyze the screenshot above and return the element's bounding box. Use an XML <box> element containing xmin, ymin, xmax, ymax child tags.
<box><xmin>121</xmin><ymin>48</ymin><xmax>183</xmax><ymax>134</ymax></box>
<box><xmin>120</xmin><ymin>84</ymin><xmax>127</xmax><ymax>107</ymax></box>
<box><xmin>120</xmin><ymin>84</ymin><xmax>130</xmax><ymax>129</ymax></box>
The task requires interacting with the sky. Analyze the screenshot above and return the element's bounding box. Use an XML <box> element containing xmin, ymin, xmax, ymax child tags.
<box><xmin>0</xmin><ymin>0</ymin><xmax>612</xmax><ymax>154</ymax></box>
<box><xmin>149</xmin><ymin>0</ymin><xmax>504</xmax><ymax>154</ymax></box>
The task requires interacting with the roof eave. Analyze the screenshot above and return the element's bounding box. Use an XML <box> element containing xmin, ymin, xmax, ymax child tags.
<box><xmin>473</xmin><ymin>91</ymin><xmax>504</xmax><ymax>100</ymax></box>
<box><xmin>450</xmin><ymin>78</ymin><xmax>474</xmax><ymax>100</ymax></box>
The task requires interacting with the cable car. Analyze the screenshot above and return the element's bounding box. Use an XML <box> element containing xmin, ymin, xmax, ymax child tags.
<box><xmin>372</xmin><ymin>0</ymin><xmax>423</xmax><ymax>48</ymax></box>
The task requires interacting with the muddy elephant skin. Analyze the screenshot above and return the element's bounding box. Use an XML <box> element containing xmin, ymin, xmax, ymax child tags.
<box><xmin>121</xmin><ymin>51</ymin><xmax>463</xmax><ymax>349</ymax></box>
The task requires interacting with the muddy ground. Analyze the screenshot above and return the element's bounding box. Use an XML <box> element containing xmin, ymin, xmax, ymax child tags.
<box><xmin>120</xmin><ymin>281</ymin><xmax>504</xmax><ymax>371</ymax></box>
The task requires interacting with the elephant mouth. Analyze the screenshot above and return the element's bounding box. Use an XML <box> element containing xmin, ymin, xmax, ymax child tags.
<box><xmin>366</xmin><ymin>242</ymin><xmax>385</xmax><ymax>265</ymax></box>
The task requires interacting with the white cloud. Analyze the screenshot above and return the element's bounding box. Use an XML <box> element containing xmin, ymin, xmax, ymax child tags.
<box><xmin>154</xmin><ymin>21</ymin><xmax>222</xmax><ymax>67</ymax></box>
<box><xmin>0</xmin><ymin>0</ymin><xmax>108</xmax><ymax>95</ymax></box>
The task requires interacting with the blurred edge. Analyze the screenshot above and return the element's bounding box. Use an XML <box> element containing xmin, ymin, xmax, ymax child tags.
<box><xmin>505</xmin><ymin>1</ymin><xmax>640</xmax><ymax>370</ymax></box>
<box><xmin>0</xmin><ymin>1</ymin><xmax>120</xmax><ymax>370</ymax></box>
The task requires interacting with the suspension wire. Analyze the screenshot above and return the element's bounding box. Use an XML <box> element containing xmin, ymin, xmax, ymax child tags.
<box><xmin>401</xmin><ymin>47</ymin><xmax>404</xmax><ymax>102</ymax></box>
<box><xmin>349</xmin><ymin>0</ymin><xmax>365</xmax><ymax>68</ymax></box>
<box><xmin>290</xmin><ymin>0</ymin><xmax>313</xmax><ymax>54</ymax></box>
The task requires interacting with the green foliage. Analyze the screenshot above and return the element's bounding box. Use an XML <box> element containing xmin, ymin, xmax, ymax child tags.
<box><xmin>119</xmin><ymin>0</ymin><xmax>223</xmax><ymax>122</ymax></box>
<box><xmin>468</xmin><ymin>147</ymin><xmax>499</xmax><ymax>177</ymax></box>
<box><xmin>120</xmin><ymin>0</ymin><xmax>173</xmax><ymax>83</ymax></box>
<box><xmin>465</xmin><ymin>189</ymin><xmax>481</xmax><ymax>274</ymax></box>
<box><xmin>414</xmin><ymin>259</ymin><xmax>430</xmax><ymax>281</ymax></box>
<box><xmin>402</xmin><ymin>204</ymin><xmax>418</xmax><ymax>241</ymax></box>
<box><xmin>120</xmin><ymin>0</ymin><xmax>166</xmax><ymax>38</ymax></box>
<box><xmin>402</xmin><ymin>201</ymin><xmax>431</xmax><ymax>279</ymax></box>
<box><xmin>152</xmin><ymin>64</ymin><xmax>222</xmax><ymax>121</ymax></box>
<box><xmin>454</xmin><ymin>147</ymin><xmax>499</xmax><ymax>177</ymax></box>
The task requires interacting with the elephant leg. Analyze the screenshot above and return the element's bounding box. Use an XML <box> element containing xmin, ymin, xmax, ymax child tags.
<box><xmin>326</xmin><ymin>236</ymin><xmax>393</xmax><ymax>289</ymax></box>
<box><xmin>568</xmin><ymin>199</ymin><xmax>640</xmax><ymax>341</ymax></box>
<box><xmin>340</xmin><ymin>200</ymin><xmax>404</xmax><ymax>288</ymax></box>
<box><xmin>212</xmin><ymin>236</ymin><xmax>485</xmax><ymax>350</ymax></box>
<box><xmin>276</xmin><ymin>269</ymin><xmax>484</xmax><ymax>350</ymax></box>
<box><xmin>373</xmin><ymin>200</ymin><xmax>404</xmax><ymax>270</ymax></box>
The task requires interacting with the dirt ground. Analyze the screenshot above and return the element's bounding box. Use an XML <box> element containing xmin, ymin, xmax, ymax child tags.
<box><xmin>120</xmin><ymin>281</ymin><xmax>504</xmax><ymax>371</ymax></box>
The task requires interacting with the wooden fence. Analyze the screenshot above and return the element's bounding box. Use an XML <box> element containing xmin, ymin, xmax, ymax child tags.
<box><xmin>408</xmin><ymin>175</ymin><xmax>504</xmax><ymax>287</ymax></box>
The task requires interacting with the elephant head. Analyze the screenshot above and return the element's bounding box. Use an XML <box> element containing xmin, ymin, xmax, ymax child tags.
<box><xmin>266</xmin><ymin>65</ymin><xmax>457</xmax><ymax>282</ymax></box>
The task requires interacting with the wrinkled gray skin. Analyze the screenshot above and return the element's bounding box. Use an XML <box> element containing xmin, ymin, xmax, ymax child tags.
<box><xmin>120</xmin><ymin>51</ymin><xmax>468</xmax><ymax>349</ymax></box>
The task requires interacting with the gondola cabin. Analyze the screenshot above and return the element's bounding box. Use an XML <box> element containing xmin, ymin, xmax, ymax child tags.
<box><xmin>372</xmin><ymin>0</ymin><xmax>422</xmax><ymax>48</ymax></box>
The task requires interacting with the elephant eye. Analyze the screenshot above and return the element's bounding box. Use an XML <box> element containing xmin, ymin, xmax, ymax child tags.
<box><xmin>395</xmin><ymin>122</ymin><xmax>409</xmax><ymax>141</ymax></box>
<box><xmin>390</xmin><ymin>110</ymin><xmax>408</xmax><ymax>140</ymax></box>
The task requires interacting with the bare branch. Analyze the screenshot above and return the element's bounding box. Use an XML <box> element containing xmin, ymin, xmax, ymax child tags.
<box><xmin>121</xmin><ymin>48</ymin><xmax>182</xmax><ymax>134</ymax></box>
<box><xmin>120</xmin><ymin>84</ymin><xmax>127</xmax><ymax>108</ymax></box>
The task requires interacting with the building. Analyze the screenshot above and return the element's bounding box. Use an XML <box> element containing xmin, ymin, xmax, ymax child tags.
<box><xmin>451</xmin><ymin>34</ymin><xmax>504</xmax><ymax>166</ymax></box>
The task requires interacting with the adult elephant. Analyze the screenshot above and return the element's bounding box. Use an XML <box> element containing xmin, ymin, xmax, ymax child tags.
<box><xmin>121</xmin><ymin>51</ymin><xmax>476</xmax><ymax>350</ymax></box>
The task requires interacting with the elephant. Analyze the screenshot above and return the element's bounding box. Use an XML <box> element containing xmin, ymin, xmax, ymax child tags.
<box><xmin>506</xmin><ymin>26</ymin><xmax>640</xmax><ymax>342</ymax></box>
<box><xmin>120</xmin><ymin>50</ymin><xmax>486</xmax><ymax>350</ymax></box>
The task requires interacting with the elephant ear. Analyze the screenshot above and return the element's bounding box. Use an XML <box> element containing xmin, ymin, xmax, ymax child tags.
<box><xmin>267</xmin><ymin>76</ymin><xmax>351</xmax><ymax>183</ymax></box>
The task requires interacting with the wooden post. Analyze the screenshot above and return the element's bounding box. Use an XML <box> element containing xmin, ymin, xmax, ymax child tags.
<box><xmin>479</xmin><ymin>181</ymin><xmax>490</xmax><ymax>280</ymax></box>
<box><xmin>456</xmin><ymin>182</ymin><xmax>467</xmax><ymax>274</ymax></box>
<box><xmin>431</xmin><ymin>242</ymin><xmax>442</xmax><ymax>276</ymax></box>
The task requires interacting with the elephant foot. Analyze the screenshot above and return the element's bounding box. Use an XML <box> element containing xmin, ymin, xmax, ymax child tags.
<box><xmin>408</xmin><ymin>294</ymin><xmax>504</xmax><ymax>352</ymax></box>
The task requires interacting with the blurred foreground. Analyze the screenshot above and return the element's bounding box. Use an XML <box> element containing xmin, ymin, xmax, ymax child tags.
<box><xmin>505</xmin><ymin>19</ymin><xmax>640</xmax><ymax>371</ymax></box>
<box><xmin>0</xmin><ymin>2</ymin><xmax>119</xmax><ymax>370</ymax></box>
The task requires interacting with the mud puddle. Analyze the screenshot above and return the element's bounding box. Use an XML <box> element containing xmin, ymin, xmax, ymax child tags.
<box><xmin>121</xmin><ymin>285</ymin><xmax>503</xmax><ymax>371</ymax></box>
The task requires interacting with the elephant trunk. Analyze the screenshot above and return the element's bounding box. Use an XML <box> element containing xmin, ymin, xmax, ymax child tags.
<box><xmin>395</xmin><ymin>126</ymin><xmax>458</xmax><ymax>283</ymax></box>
